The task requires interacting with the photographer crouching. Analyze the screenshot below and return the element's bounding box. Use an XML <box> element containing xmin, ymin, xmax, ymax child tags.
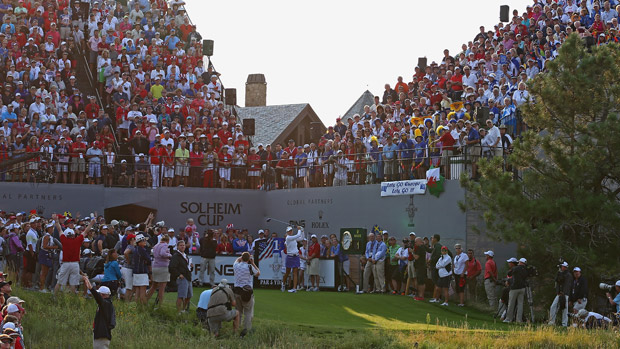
<box><xmin>233</xmin><ymin>252</ymin><xmax>260</xmax><ymax>338</ymax></box>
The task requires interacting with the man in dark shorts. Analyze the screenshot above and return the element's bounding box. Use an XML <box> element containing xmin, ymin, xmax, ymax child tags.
<box><xmin>413</xmin><ymin>237</ymin><xmax>428</xmax><ymax>301</ymax></box>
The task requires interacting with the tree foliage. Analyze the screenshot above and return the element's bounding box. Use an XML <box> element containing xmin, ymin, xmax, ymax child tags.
<box><xmin>462</xmin><ymin>35</ymin><xmax>620</xmax><ymax>279</ymax></box>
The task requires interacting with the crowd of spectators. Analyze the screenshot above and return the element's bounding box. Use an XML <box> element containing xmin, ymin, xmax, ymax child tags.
<box><xmin>0</xmin><ymin>0</ymin><xmax>619</xmax><ymax>190</ymax></box>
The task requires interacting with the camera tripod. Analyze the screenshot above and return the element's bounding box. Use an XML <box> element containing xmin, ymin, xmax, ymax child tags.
<box><xmin>525</xmin><ymin>283</ymin><xmax>535</xmax><ymax>323</ymax></box>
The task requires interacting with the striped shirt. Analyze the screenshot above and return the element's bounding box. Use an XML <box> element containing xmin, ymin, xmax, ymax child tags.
<box><xmin>233</xmin><ymin>261</ymin><xmax>258</xmax><ymax>288</ymax></box>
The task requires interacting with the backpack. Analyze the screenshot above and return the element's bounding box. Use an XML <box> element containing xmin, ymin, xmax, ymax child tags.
<box><xmin>85</xmin><ymin>256</ymin><xmax>105</xmax><ymax>278</ymax></box>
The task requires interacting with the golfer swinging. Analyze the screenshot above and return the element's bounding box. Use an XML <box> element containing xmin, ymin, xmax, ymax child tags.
<box><xmin>282</xmin><ymin>226</ymin><xmax>304</xmax><ymax>293</ymax></box>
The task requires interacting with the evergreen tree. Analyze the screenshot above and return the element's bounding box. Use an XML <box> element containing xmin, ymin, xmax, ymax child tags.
<box><xmin>461</xmin><ymin>35</ymin><xmax>620</xmax><ymax>280</ymax></box>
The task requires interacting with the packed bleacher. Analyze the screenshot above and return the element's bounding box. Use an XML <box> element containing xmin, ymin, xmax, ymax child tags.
<box><xmin>0</xmin><ymin>0</ymin><xmax>619</xmax><ymax>190</ymax></box>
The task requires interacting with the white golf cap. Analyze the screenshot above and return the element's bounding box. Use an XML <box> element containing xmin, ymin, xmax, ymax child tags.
<box><xmin>518</xmin><ymin>258</ymin><xmax>527</xmax><ymax>264</ymax></box>
<box><xmin>573</xmin><ymin>267</ymin><xmax>581</xmax><ymax>272</ymax></box>
<box><xmin>382</xmin><ymin>230</ymin><xmax>388</xmax><ymax>234</ymax></box>
<box><xmin>98</xmin><ymin>286</ymin><xmax>111</xmax><ymax>295</ymax></box>
<box><xmin>560</xmin><ymin>261</ymin><xmax>569</xmax><ymax>267</ymax></box>
<box><xmin>311</xmin><ymin>234</ymin><xmax>317</xmax><ymax>239</ymax></box>
<box><xmin>286</xmin><ymin>226</ymin><xmax>293</xmax><ymax>232</ymax></box>
<box><xmin>409</xmin><ymin>232</ymin><xmax>416</xmax><ymax>236</ymax></box>
<box><xmin>616</xmin><ymin>280</ymin><xmax>620</xmax><ymax>287</ymax></box>
<box><xmin>168</xmin><ymin>228</ymin><xmax>175</xmax><ymax>232</ymax></box>
<box><xmin>82</xmin><ymin>249</ymin><xmax>92</xmax><ymax>255</ymax></box>
<box><xmin>506</xmin><ymin>257</ymin><xmax>518</xmax><ymax>263</ymax></box>
<box><xmin>484</xmin><ymin>250</ymin><xmax>494</xmax><ymax>257</ymax></box>
<box><xmin>258</xmin><ymin>229</ymin><xmax>264</xmax><ymax>234</ymax></box>
<box><xmin>64</xmin><ymin>228</ymin><xmax>75</xmax><ymax>236</ymax></box>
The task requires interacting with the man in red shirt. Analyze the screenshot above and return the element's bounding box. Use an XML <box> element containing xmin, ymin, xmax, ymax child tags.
<box><xmin>450</xmin><ymin>67</ymin><xmax>464</xmax><ymax>99</ymax></box>
<box><xmin>284</xmin><ymin>139</ymin><xmax>297</xmax><ymax>159</ymax></box>
<box><xmin>70</xmin><ymin>134</ymin><xmax>87</xmax><ymax>184</ymax></box>
<box><xmin>437</xmin><ymin>127</ymin><xmax>456</xmax><ymax>178</ymax></box>
<box><xmin>53</xmin><ymin>215</ymin><xmax>95</xmax><ymax>295</ymax></box>
<box><xmin>276</xmin><ymin>151</ymin><xmax>295</xmax><ymax>189</ymax></box>
<box><xmin>84</xmin><ymin>96</ymin><xmax>100</xmax><ymax>120</ymax></box>
<box><xmin>307</xmin><ymin>235</ymin><xmax>321</xmax><ymax>291</ymax></box>
<box><xmin>483</xmin><ymin>250</ymin><xmax>498</xmax><ymax>308</ymax></box>
<box><xmin>149</xmin><ymin>140</ymin><xmax>166</xmax><ymax>188</ymax></box>
<box><xmin>465</xmin><ymin>249</ymin><xmax>482</xmax><ymax>302</ymax></box>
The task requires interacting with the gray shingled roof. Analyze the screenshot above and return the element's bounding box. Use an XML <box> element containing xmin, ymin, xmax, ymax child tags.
<box><xmin>236</xmin><ymin>104</ymin><xmax>309</xmax><ymax>146</ymax></box>
<box><xmin>342</xmin><ymin>90</ymin><xmax>375</xmax><ymax>121</ymax></box>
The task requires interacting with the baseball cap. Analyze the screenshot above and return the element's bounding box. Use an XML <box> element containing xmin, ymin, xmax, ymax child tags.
<box><xmin>560</xmin><ymin>261</ymin><xmax>569</xmax><ymax>267</ymax></box>
<box><xmin>98</xmin><ymin>286</ymin><xmax>111</xmax><ymax>295</ymax></box>
<box><xmin>311</xmin><ymin>234</ymin><xmax>317</xmax><ymax>239</ymax></box>
<box><xmin>506</xmin><ymin>257</ymin><xmax>518</xmax><ymax>263</ymax></box>
<box><xmin>258</xmin><ymin>229</ymin><xmax>264</xmax><ymax>234</ymax></box>
<box><xmin>64</xmin><ymin>228</ymin><xmax>75</xmax><ymax>236</ymax></box>
<box><xmin>82</xmin><ymin>249</ymin><xmax>93</xmax><ymax>255</ymax></box>
<box><xmin>518</xmin><ymin>258</ymin><xmax>527</xmax><ymax>264</ymax></box>
<box><xmin>409</xmin><ymin>232</ymin><xmax>416</xmax><ymax>236</ymax></box>
<box><xmin>6</xmin><ymin>304</ymin><xmax>18</xmax><ymax>313</ymax></box>
<box><xmin>135</xmin><ymin>234</ymin><xmax>146</xmax><ymax>243</ymax></box>
<box><xmin>483</xmin><ymin>250</ymin><xmax>494</xmax><ymax>257</ymax></box>
<box><xmin>286</xmin><ymin>226</ymin><xmax>293</xmax><ymax>232</ymax></box>
<box><xmin>616</xmin><ymin>280</ymin><xmax>620</xmax><ymax>287</ymax></box>
<box><xmin>573</xmin><ymin>267</ymin><xmax>581</xmax><ymax>272</ymax></box>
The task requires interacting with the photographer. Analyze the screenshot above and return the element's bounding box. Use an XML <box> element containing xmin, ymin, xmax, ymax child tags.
<box><xmin>206</xmin><ymin>279</ymin><xmax>239</xmax><ymax>338</ymax></box>
<box><xmin>569</xmin><ymin>267</ymin><xmax>588</xmax><ymax>313</ymax></box>
<box><xmin>233</xmin><ymin>252</ymin><xmax>260</xmax><ymax>338</ymax></box>
<box><xmin>548</xmin><ymin>261</ymin><xmax>573</xmax><ymax>327</ymax></box>
<box><xmin>606</xmin><ymin>280</ymin><xmax>620</xmax><ymax>317</ymax></box>
<box><xmin>504</xmin><ymin>258</ymin><xmax>528</xmax><ymax>323</ymax></box>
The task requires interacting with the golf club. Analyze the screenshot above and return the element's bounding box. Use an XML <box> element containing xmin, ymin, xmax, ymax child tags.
<box><xmin>265</xmin><ymin>217</ymin><xmax>290</xmax><ymax>226</ymax></box>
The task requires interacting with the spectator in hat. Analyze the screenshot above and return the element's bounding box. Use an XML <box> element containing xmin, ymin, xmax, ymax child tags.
<box><xmin>206</xmin><ymin>279</ymin><xmax>238</xmax><ymax>337</ymax></box>
<box><xmin>82</xmin><ymin>275</ymin><xmax>115</xmax><ymax>349</ymax></box>
<box><xmin>132</xmin><ymin>234</ymin><xmax>151</xmax><ymax>304</ymax></box>
<box><xmin>548</xmin><ymin>261</ymin><xmax>573</xmax><ymax>326</ymax></box>
<box><xmin>52</xmin><ymin>214</ymin><xmax>95</xmax><ymax>295</ymax></box>
<box><xmin>481</xmin><ymin>251</ymin><xmax>499</xmax><ymax>309</ymax></box>
<box><xmin>569</xmin><ymin>267</ymin><xmax>588</xmax><ymax>314</ymax></box>
<box><xmin>504</xmin><ymin>258</ymin><xmax>528</xmax><ymax>323</ymax></box>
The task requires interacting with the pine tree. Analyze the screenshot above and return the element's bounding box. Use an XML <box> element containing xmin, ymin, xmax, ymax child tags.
<box><xmin>461</xmin><ymin>35</ymin><xmax>620</xmax><ymax>279</ymax></box>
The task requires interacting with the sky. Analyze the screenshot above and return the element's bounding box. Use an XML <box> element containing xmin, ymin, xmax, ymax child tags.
<box><xmin>183</xmin><ymin>0</ymin><xmax>532</xmax><ymax>125</ymax></box>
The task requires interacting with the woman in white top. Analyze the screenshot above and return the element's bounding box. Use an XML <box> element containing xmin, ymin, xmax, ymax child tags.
<box><xmin>435</xmin><ymin>246</ymin><xmax>453</xmax><ymax>306</ymax></box>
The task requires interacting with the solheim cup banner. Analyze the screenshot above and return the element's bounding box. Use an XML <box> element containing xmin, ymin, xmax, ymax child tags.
<box><xmin>380</xmin><ymin>179</ymin><xmax>427</xmax><ymax>197</ymax></box>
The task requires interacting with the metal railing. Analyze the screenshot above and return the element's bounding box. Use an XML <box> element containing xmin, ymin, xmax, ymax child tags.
<box><xmin>0</xmin><ymin>146</ymin><xmax>512</xmax><ymax>188</ymax></box>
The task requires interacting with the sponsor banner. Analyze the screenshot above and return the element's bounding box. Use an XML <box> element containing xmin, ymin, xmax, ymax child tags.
<box><xmin>189</xmin><ymin>254</ymin><xmax>238</xmax><ymax>284</ymax></box>
<box><xmin>380</xmin><ymin>179</ymin><xmax>427</xmax><ymax>197</ymax></box>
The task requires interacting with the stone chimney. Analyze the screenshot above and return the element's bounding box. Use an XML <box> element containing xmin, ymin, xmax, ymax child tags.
<box><xmin>245</xmin><ymin>74</ymin><xmax>267</xmax><ymax>107</ymax></box>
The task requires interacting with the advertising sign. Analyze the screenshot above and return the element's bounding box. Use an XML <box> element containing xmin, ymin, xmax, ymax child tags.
<box><xmin>340</xmin><ymin>228</ymin><xmax>366</xmax><ymax>255</ymax></box>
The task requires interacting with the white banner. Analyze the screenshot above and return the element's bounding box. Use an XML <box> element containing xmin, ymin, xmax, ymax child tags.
<box><xmin>188</xmin><ymin>254</ymin><xmax>335</xmax><ymax>288</ymax></box>
<box><xmin>380</xmin><ymin>179</ymin><xmax>427</xmax><ymax>196</ymax></box>
<box><xmin>189</xmin><ymin>255</ymin><xmax>238</xmax><ymax>284</ymax></box>
<box><xmin>257</xmin><ymin>254</ymin><xmax>336</xmax><ymax>288</ymax></box>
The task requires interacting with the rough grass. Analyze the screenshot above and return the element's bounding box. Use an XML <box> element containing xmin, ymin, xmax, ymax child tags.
<box><xmin>21</xmin><ymin>288</ymin><xmax>620</xmax><ymax>348</ymax></box>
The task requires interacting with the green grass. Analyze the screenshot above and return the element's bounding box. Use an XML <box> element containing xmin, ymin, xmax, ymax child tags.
<box><xmin>21</xmin><ymin>287</ymin><xmax>620</xmax><ymax>348</ymax></box>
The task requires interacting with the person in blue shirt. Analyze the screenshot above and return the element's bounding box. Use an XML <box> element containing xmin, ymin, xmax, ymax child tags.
<box><xmin>101</xmin><ymin>249</ymin><xmax>122</xmax><ymax>296</ymax></box>
<box><xmin>414</xmin><ymin>134</ymin><xmax>428</xmax><ymax>179</ymax></box>
<box><xmin>606</xmin><ymin>280</ymin><xmax>620</xmax><ymax>313</ymax></box>
<box><xmin>362</xmin><ymin>233</ymin><xmax>376</xmax><ymax>293</ymax></box>
<box><xmin>232</xmin><ymin>231</ymin><xmax>249</xmax><ymax>255</ymax></box>
<box><xmin>196</xmin><ymin>288</ymin><xmax>213</xmax><ymax>327</ymax></box>
<box><xmin>330</xmin><ymin>237</ymin><xmax>350</xmax><ymax>292</ymax></box>
<box><xmin>165</xmin><ymin>29</ymin><xmax>181</xmax><ymax>51</ymax></box>
<box><xmin>397</xmin><ymin>133</ymin><xmax>414</xmax><ymax>180</ymax></box>
<box><xmin>0</xmin><ymin>105</ymin><xmax>17</xmax><ymax>127</ymax></box>
<box><xmin>382</xmin><ymin>136</ymin><xmax>399</xmax><ymax>181</ymax></box>
<box><xmin>372</xmin><ymin>233</ymin><xmax>388</xmax><ymax>293</ymax></box>
<box><xmin>465</xmin><ymin>121</ymin><xmax>481</xmax><ymax>178</ymax></box>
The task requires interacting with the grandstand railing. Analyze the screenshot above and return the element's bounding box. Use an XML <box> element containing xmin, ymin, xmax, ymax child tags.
<box><xmin>0</xmin><ymin>146</ymin><xmax>513</xmax><ymax>188</ymax></box>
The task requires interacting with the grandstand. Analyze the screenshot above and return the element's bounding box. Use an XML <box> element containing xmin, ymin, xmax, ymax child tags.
<box><xmin>0</xmin><ymin>0</ymin><xmax>618</xmax><ymax>190</ymax></box>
